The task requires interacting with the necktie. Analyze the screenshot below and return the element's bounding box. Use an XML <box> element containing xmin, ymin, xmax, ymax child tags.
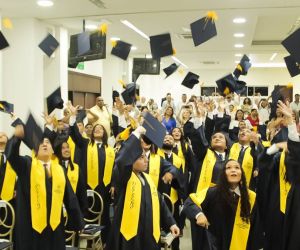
<box><xmin>237</xmin><ymin>146</ymin><xmax>245</xmax><ymax>165</ymax></box>
<box><xmin>0</xmin><ymin>152</ymin><xmax>3</xmax><ymax>166</ymax></box>
<box><xmin>217</xmin><ymin>153</ymin><xmax>223</xmax><ymax>161</ymax></box>
<box><xmin>44</xmin><ymin>164</ymin><xmax>51</xmax><ymax>178</ymax></box>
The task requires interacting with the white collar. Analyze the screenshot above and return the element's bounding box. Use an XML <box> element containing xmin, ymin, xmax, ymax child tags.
<box><xmin>230</xmin><ymin>186</ymin><xmax>241</xmax><ymax>196</ymax></box>
<box><xmin>239</xmin><ymin>143</ymin><xmax>249</xmax><ymax>149</ymax></box>
<box><xmin>39</xmin><ymin>160</ymin><xmax>51</xmax><ymax>167</ymax></box>
<box><xmin>145</xmin><ymin>150</ymin><xmax>150</xmax><ymax>158</ymax></box>
<box><xmin>63</xmin><ymin>160</ymin><xmax>69</xmax><ymax>168</ymax></box>
<box><xmin>215</xmin><ymin>151</ymin><xmax>226</xmax><ymax>160</ymax></box>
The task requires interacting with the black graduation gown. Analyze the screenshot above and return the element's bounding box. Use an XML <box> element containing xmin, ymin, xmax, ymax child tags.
<box><xmin>256</xmin><ymin>148</ymin><xmax>284</xmax><ymax>250</ymax></box>
<box><xmin>8</xmin><ymin>137</ymin><xmax>84</xmax><ymax>250</ymax></box>
<box><xmin>283</xmin><ymin>139</ymin><xmax>300</xmax><ymax>250</ymax></box>
<box><xmin>229</xmin><ymin>126</ymin><xmax>239</xmax><ymax>142</ymax></box>
<box><xmin>183</xmin><ymin>187</ymin><xmax>263</xmax><ymax>250</ymax></box>
<box><xmin>60</xmin><ymin>160</ymin><xmax>88</xmax><ymax>216</ymax></box>
<box><xmin>69</xmin><ymin>124</ymin><xmax>113</xmax><ymax>243</ymax></box>
<box><xmin>107</xmin><ymin>135</ymin><xmax>176</xmax><ymax>250</ymax></box>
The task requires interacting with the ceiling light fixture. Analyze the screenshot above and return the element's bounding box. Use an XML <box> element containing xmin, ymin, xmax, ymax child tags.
<box><xmin>131</xmin><ymin>46</ymin><xmax>137</xmax><ymax>51</ymax></box>
<box><xmin>121</xmin><ymin>20</ymin><xmax>150</xmax><ymax>41</ymax></box>
<box><xmin>110</xmin><ymin>37</ymin><xmax>120</xmax><ymax>41</ymax></box>
<box><xmin>85</xmin><ymin>24</ymin><xmax>98</xmax><ymax>31</ymax></box>
<box><xmin>234</xmin><ymin>33</ymin><xmax>245</xmax><ymax>38</ymax></box>
<box><xmin>233</xmin><ymin>18</ymin><xmax>246</xmax><ymax>24</ymax></box>
<box><xmin>172</xmin><ymin>56</ymin><xmax>188</xmax><ymax>69</ymax></box>
<box><xmin>252</xmin><ymin>62</ymin><xmax>285</xmax><ymax>68</ymax></box>
<box><xmin>234</xmin><ymin>44</ymin><xmax>244</xmax><ymax>48</ymax></box>
<box><xmin>37</xmin><ymin>0</ymin><xmax>54</xmax><ymax>7</ymax></box>
<box><xmin>235</xmin><ymin>53</ymin><xmax>242</xmax><ymax>57</ymax></box>
<box><xmin>269</xmin><ymin>53</ymin><xmax>278</xmax><ymax>61</ymax></box>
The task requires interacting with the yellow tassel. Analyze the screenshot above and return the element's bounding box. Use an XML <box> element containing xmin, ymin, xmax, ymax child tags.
<box><xmin>119</xmin><ymin>127</ymin><xmax>131</xmax><ymax>141</ymax></box>
<box><xmin>118</xmin><ymin>79</ymin><xmax>126</xmax><ymax>89</ymax></box>
<box><xmin>0</xmin><ymin>103</ymin><xmax>4</xmax><ymax>111</ymax></box>
<box><xmin>224</xmin><ymin>87</ymin><xmax>230</xmax><ymax>95</ymax></box>
<box><xmin>172</xmin><ymin>48</ymin><xmax>176</xmax><ymax>55</ymax></box>
<box><xmin>111</xmin><ymin>40</ymin><xmax>117</xmax><ymax>48</ymax></box>
<box><xmin>206</xmin><ymin>11</ymin><xmax>218</xmax><ymax>22</ymax></box>
<box><xmin>130</xmin><ymin>118</ymin><xmax>137</xmax><ymax>129</ymax></box>
<box><xmin>99</xmin><ymin>23</ymin><xmax>107</xmax><ymax>35</ymax></box>
<box><xmin>236</xmin><ymin>64</ymin><xmax>243</xmax><ymax>72</ymax></box>
<box><xmin>136</xmin><ymin>94</ymin><xmax>140</xmax><ymax>101</ymax></box>
<box><xmin>2</xmin><ymin>18</ymin><xmax>13</xmax><ymax>29</ymax></box>
<box><xmin>287</xmin><ymin>82</ymin><xmax>293</xmax><ymax>88</ymax></box>
<box><xmin>178</xmin><ymin>69</ymin><xmax>185</xmax><ymax>75</ymax></box>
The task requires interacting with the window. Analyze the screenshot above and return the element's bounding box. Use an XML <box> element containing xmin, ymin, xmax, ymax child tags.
<box><xmin>201</xmin><ymin>87</ymin><xmax>216</xmax><ymax>96</ymax></box>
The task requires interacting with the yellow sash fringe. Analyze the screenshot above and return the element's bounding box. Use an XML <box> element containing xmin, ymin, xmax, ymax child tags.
<box><xmin>0</xmin><ymin>161</ymin><xmax>16</xmax><ymax>201</ymax></box>
<box><xmin>279</xmin><ymin>152</ymin><xmax>291</xmax><ymax>214</ymax></box>
<box><xmin>120</xmin><ymin>172</ymin><xmax>160</xmax><ymax>242</ymax></box>
<box><xmin>67</xmin><ymin>163</ymin><xmax>79</xmax><ymax>193</ymax></box>
<box><xmin>30</xmin><ymin>158</ymin><xmax>66</xmax><ymax>233</ymax></box>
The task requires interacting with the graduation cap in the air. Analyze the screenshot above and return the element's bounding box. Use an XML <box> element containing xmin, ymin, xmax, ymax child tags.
<box><xmin>282</xmin><ymin>28</ymin><xmax>300</xmax><ymax>64</ymax></box>
<box><xmin>46</xmin><ymin>87</ymin><xmax>64</xmax><ymax>115</ymax></box>
<box><xmin>150</xmin><ymin>33</ymin><xmax>174</xmax><ymax>59</ymax></box>
<box><xmin>0</xmin><ymin>31</ymin><xmax>9</xmax><ymax>50</ymax></box>
<box><xmin>163</xmin><ymin>63</ymin><xmax>179</xmax><ymax>78</ymax></box>
<box><xmin>76</xmin><ymin>109</ymin><xmax>87</xmax><ymax>123</ymax></box>
<box><xmin>0</xmin><ymin>101</ymin><xmax>14</xmax><ymax>114</ymax></box>
<box><xmin>216</xmin><ymin>73</ymin><xmax>247</xmax><ymax>96</ymax></box>
<box><xmin>181</xmin><ymin>72</ymin><xmax>200</xmax><ymax>89</ymax></box>
<box><xmin>111</xmin><ymin>40</ymin><xmax>132</xmax><ymax>60</ymax></box>
<box><xmin>11</xmin><ymin>118</ymin><xmax>24</xmax><ymax>127</ymax></box>
<box><xmin>190</xmin><ymin>11</ymin><xmax>218</xmax><ymax>46</ymax></box>
<box><xmin>38</xmin><ymin>33</ymin><xmax>59</xmax><ymax>57</ymax></box>
<box><xmin>142</xmin><ymin>111</ymin><xmax>167</xmax><ymax>148</ymax></box>
<box><xmin>23</xmin><ymin>113</ymin><xmax>45</xmax><ymax>152</ymax></box>
<box><xmin>121</xmin><ymin>83</ymin><xmax>137</xmax><ymax>105</ymax></box>
<box><xmin>269</xmin><ymin>85</ymin><xmax>291</xmax><ymax>120</ymax></box>
<box><xmin>233</xmin><ymin>55</ymin><xmax>252</xmax><ymax>79</ymax></box>
<box><xmin>284</xmin><ymin>55</ymin><xmax>300</xmax><ymax>77</ymax></box>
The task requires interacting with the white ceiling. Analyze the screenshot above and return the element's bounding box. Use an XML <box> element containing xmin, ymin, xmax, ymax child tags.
<box><xmin>1</xmin><ymin>0</ymin><xmax>300</xmax><ymax>72</ymax></box>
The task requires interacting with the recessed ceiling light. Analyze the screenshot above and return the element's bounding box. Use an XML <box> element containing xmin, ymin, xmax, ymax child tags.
<box><xmin>85</xmin><ymin>24</ymin><xmax>97</xmax><ymax>31</ymax></box>
<box><xmin>110</xmin><ymin>37</ymin><xmax>120</xmax><ymax>41</ymax></box>
<box><xmin>234</xmin><ymin>44</ymin><xmax>244</xmax><ymax>48</ymax></box>
<box><xmin>233</xmin><ymin>18</ymin><xmax>246</xmax><ymax>24</ymax></box>
<box><xmin>37</xmin><ymin>0</ymin><xmax>54</xmax><ymax>7</ymax></box>
<box><xmin>234</xmin><ymin>33</ymin><xmax>245</xmax><ymax>38</ymax></box>
<box><xmin>131</xmin><ymin>46</ymin><xmax>137</xmax><ymax>51</ymax></box>
<box><xmin>235</xmin><ymin>53</ymin><xmax>242</xmax><ymax>57</ymax></box>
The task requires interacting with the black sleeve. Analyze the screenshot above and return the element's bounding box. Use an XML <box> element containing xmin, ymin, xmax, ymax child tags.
<box><xmin>77</xmin><ymin>168</ymin><xmax>88</xmax><ymax>215</ymax></box>
<box><xmin>64</xmin><ymin>175</ymin><xmax>85</xmax><ymax>231</ymax></box>
<box><xmin>182</xmin><ymin>197</ymin><xmax>202</xmax><ymax>221</ymax></box>
<box><xmin>247</xmin><ymin>203</ymin><xmax>264</xmax><ymax>250</ymax></box>
<box><xmin>69</xmin><ymin>124</ymin><xmax>88</xmax><ymax>149</ymax></box>
<box><xmin>286</xmin><ymin>139</ymin><xmax>300</xmax><ymax>183</ymax></box>
<box><xmin>160</xmin><ymin>192</ymin><xmax>176</xmax><ymax>230</ymax></box>
<box><xmin>44</xmin><ymin>127</ymin><xmax>58</xmax><ymax>146</ymax></box>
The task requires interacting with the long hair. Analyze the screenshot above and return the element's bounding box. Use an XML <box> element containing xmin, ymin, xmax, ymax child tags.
<box><xmin>216</xmin><ymin>159</ymin><xmax>251</xmax><ymax>223</ymax></box>
<box><xmin>90</xmin><ymin>124</ymin><xmax>108</xmax><ymax>146</ymax></box>
<box><xmin>55</xmin><ymin>141</ymin><xmax>75</xmax><ymax>171</ymax></box>
<box><xmin>171</xmin><ymin>127</ymin><xmax>188</xmax><ymax>156</ymax></box>
<box><xmin>235</xmin><ymin>109</ymin><xmax>244</xmax><ymax>121</ymax></box>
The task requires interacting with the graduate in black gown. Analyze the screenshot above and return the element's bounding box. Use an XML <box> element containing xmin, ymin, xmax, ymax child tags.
<box><xmin>183</xmin><ymin>159</ymin><xmax>263</xmax><ymax>250</ymax></box>
<box><xmin>8</xmin><ymin>120</ymin><xmax>84</xmax><ymax>250</ymax></box>
<box><xmin>107</xmin><ymin>126</ymin><xmax>180</xmax><ymax>250</ymax></box>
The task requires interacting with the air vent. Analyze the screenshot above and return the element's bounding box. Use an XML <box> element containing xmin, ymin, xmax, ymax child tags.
<box><xmin>251</xmin><ymin>40</ymin><xmax>282</xmax><ymax>46</ymax></box>
<box><xmin>201</xmin><ymin>61</ymin><xmax>220</xmax><ymax>65</ymax></box>
<box><xmin>88</xmin><ymin>0</ymin><xmax>106</xmax><ymax>8</ymax></box>
<box><xmin>177</xmin><ymin>33</ymin><xmax>193</xmax><ymax>39</ymax></box>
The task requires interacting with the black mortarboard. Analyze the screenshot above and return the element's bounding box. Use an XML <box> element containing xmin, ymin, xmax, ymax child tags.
<box><xmin>269</xmin><ymin>85</ymin><xmax>291</xmax><ymax>120</ymax></box>
<box><xmin>111</xmin><ymin>40</ymin><xmax>132</xmax><ymax>60</ymax></box>
<box><xmin>77</xmin><ymin>32</ymin><xmax>90</xmax><ymax>56</ymax></box>
<box><xmin>142</xmin><ymin>112</ymin><xmax>166</xmax><ymax>148</ymax></box>
<box><xmin>181</xmin><ymin>72</ymin><xmax>200</xmax><ymax>89</ymax></box>
<box><xmin>121</xmin><ymin>83</ymin><xmax>136</xmax><ymax>105</ymax></box>
<box><xmin>150</xmin><ymin>33</ymin><xmax>173</xmax><ymax>59</ymax></box>
<box><xmin>38</xmin><ymin>33</ymin><xmax>59</xmax><ymax>57</ymax></box>
<box><xmin>163</xmin><ymin>63</ymin><xmax>179</xmax><ymax>78</ymax></box>
<box><xmin>190</xmin><ymin>16</ymin><xmax>217</xmax><ymax>46</ymax></box>
<box><xmin>0</xmin><ymin>31</ymin><xmax>9</xmax><ymax>50</ymax></box>
<box><xmin>235</xmin><ymin>80</ymin><xmax>247</xmax><ymax>96</ymax></box>
<box><xmin>68</xmin><ymin>62</ymin><xmax>79</xmax><ymax>69</ymax></box>
<box><xmin>0</xmin><ymin>101</ymin><xmax>14</xmax><ymax>114</ymax></box>
<box><xmin>46</xmin><ymin>87</ymin><xmax>64</xmax><ymax>114</ymax></box>
<box><xmin>11</xmin><ymin>118</ymin><xmax>24</xmax><ymax>127</ymax></box>
<box><xmin>76</xmin><ymin>109</ymin><xmax>86</xmax><ymax>123</ymax></box>
<box><xmin>216</xmin><ymin>74</ymin><xmax>236</xmax><ymax>96</ymax></box>
<box><xmin>233</xmin><ymin>55</ymin><xmax>251</xmax><ymax>79</ymax></box>
<box><xmin>282</xmin><ymin>28</ymin><xmax>300</xmax><ymax>63</ymax></box>
<box><xmin>284</xmin><ymin>55</ymin><xmax>300</xmax><ymax>77</ymax></box>
<box><xmin>141</xmin><ymin>134</ymin><xmax>153</xmax><ymax>145</ymax></box>
<box><xmin>23</xmin><ymin>113</ymin><xmax>44</xmax><ymax>151</ymax></box>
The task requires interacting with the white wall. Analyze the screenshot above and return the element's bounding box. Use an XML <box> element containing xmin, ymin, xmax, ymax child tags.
<box><xmin>68</xmin><ymin>59</ymin><xmax>103</xmax><ymax>77</ymax></box>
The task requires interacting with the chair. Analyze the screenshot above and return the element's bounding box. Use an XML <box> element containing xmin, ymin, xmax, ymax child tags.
<box><xmin>79</xmin><ymin>190</ymin><xmax>104</xmax><ymax>250</ymax></box>
<box><xmin>63</xmin><ymin>206</ymin><xmax>77</xmax><ymax>249</ymax></box>
<box><xmin>160</xmin><ymin>193</ymin><xmax>174</xmax><ymax>250</ymax></box>
<box><xmin>0</xmin><ymin>200</ymin><xmax>15</xmax><ymax>250</ymax></box>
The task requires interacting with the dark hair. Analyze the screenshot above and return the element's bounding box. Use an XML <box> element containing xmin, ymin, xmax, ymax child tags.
<box><xmin>243</xmin><ymin>97</ymin><xmax>252</xmax><ymax>105</ymax></box>
<box><xmin>90</xmin><ymin>124</ymin><xmax>108</xmax><ymax>146</ymax></box>
<box><xmin>217</xmin><ymin>159</ymin><xmax>251</xmax><ymax>223</ymax></box>
<box><xmin>250</xmin><ymin>108</ymin><xmax>257</xmax><ymax>113</ymax></box>
<box><xmin>210</xmin><ymin>131</ymin><xmax>230</xmax><ymax>152</ymax></box>
<box><xmin>55</xmin><ymin>141</ymin><xmax>75</xmax><ymax>170</ymax></box>
<box><xmin>164</xmin><ymin>106</ymin><xmax>174</xmax><ymax>117</ymax></box>
<box><xmin>235</xmin><ymin>109</ymin><xmax>244</xmax><ymax>121</ymax></box>
<box><xmin>171</xmin><ymin>127</ymin><xmax>188</xmax><ymax>156</ymax></box>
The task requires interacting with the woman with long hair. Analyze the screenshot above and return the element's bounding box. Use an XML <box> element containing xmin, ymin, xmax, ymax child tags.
<box><xmin>229</xmin><ymin>109</ymin><xmax>252</xmax><ymax>142</ymax></box>
<box><xmin>241</xmin><ymin>97</ymin><xmax>253</xmax><ymax>114</ymax></box>
<box><xmin>162</xmin><ymin>106</ymin><xmax>177</xmax><ymax>134</ymax></box>
<box><xmin>184</xmin><ymin>159</ymin><xmax>263</xmax><ymax>250</ymax></box>
<box><xmin>68</xmin><ymin>103</ymin><xmax>116</xmax><ymax>245</ymax></box>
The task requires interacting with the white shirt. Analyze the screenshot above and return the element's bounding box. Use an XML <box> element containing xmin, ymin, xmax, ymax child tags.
<box><xmin>290</xmin><ymin>101</ymin><xmax>300</xmax><ymax>112</ymax></box>
<box><xmin>39</xmin><ymin>160</ymin><xmax>51</xmax><ymax>173</ymax></box>
<box><xmin>258</xmin><ymin>108</ymin><xmax>270</xmax><ymax>125</ymax></box>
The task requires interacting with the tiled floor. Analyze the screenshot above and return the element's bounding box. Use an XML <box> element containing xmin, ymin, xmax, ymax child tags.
<box><xmin>179</xmin><ymin>220</ymin><xmax>192</xmax><ymax>250</ymax></box>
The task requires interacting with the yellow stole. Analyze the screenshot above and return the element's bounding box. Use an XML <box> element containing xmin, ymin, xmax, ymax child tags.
<box><xmin>120</xmin><ymin>172</ymin><xmax>160</xmax><ymax>242</ymax></box>
<box><xmin>196</xmin><ymin>149</ymin><xmax>216</xmax><ymax>194</ymax></box>
<box><xmin>177</xmin><ymin>143</ymin><xmax>188</xmax><ymax>173</ymax></box>
<box><xmin>30</xmin><ymin>158</ymin><xmax>66</xmax><ymax>233</ymax></box>
<box><xmin>279</xmin><ymin>152</ymin><xmax>291</xmax><ymax>214</ymax></box>
<box><xmin>0</xmin><ymin>161</ymin><xmax>17</xmax><ymax>201</ymax></box>
<box><xmin>190</xmin><ymin>188</ymin><xmax>256</xmax><ymax>250</ymax></box>
<box><xmin>67</xmin><ymin>163</ymin><xmax>79</xmax><ymax>193</ymax></box>
<box><xmin>87</xmin><ymin>143</ymin><xmax>115</xmax><ymax>190</ymax></box>
<box><xmin>67</xmin><ymin>137</ymin><xmax>76</xmax><ymax>163</ymax></box>
<box><xmin>148</xmin><ymin>153</ymin><xmax>161</xmax><ymax>188</ymax></box>
<box><xmin>229</xmin><ymin>143</ymin><xmax>253</xmax><ymax>187</ymax></box>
